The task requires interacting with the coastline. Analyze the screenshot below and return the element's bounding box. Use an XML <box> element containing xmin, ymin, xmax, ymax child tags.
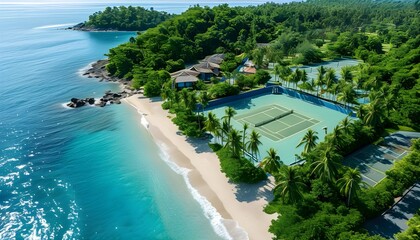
<box><xmin>123</xmin><ymin>94</ymin><xmax>277</xmax><ymax>240</ymax></box>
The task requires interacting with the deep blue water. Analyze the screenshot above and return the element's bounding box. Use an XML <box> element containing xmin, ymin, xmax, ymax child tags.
<box><xmin>0</xmin><ymin>1</ymin><xmax>296</xmax><ymax>239</ymax></box>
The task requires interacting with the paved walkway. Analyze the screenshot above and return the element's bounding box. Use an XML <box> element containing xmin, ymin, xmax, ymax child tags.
<box><xmin>365</xmin><ymin>182</ymin><xmax>420</xmax><ymax>239</ymax></box>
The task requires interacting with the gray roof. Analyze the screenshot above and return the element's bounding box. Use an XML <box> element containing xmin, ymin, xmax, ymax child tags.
<box><xmin>202</xmin><ymin>53</ymin><xmax>225</xmax><ymax>65</ymax></box>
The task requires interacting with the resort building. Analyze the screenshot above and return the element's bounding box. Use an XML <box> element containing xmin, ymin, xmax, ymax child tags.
<box><xmin>170</xmin><ymin>69</ymin><xmax>200</xmax><ymax>89</ymax></box>
<box><xmin>171</xmin><ymin>53</ymin><xmax>225</xmax><ymax>87</ymax></box>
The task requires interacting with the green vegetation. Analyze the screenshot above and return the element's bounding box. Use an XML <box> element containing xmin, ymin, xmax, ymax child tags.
<box><xmin>103</xmin><ymin>0</ymin><xmax>419</xmax><ymax>130</ymax></box>
<box><xmin>395</xmin><ymin>211</ymin><xmax>420</xmax><ymax>240</ymax></box>
<box><xmin>84</xmin><ymin>6</ymin><xmax>172</xmax><ymax>31</ymax></box>
<box><xmin>88</xmin><ymin>0</ymin><xmax>420</xmax><ymax>238</ymax></box>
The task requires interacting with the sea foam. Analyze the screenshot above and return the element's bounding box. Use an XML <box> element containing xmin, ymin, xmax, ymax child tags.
<box><xmin>155</xmin><ymin>141</ymin><xmax>235</xmax><ymax>240</ymax></box>
<box><xmin>33</xmin><ymin>23</ymin><xmax>76</xmax><ymax>30</ymax></box>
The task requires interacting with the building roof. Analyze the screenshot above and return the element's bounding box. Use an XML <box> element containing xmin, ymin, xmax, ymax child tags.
<box><xmin>190</xmin><ymin>61</ymin><xmax>220</xmax><ymax>74</ymax></box>
<box><xmin>239</xmin><ymin>66</ymin><xmax>257</xmax><ymax>74</ymax></box>
<box><xmin>174</xmin><ymin>75</ymin><xmax>199</xmax><ymax>83</ymax></box>
<box><xmin>202</xmin><ymin>53</ymin><xmax>225</xmax><ymax>65</ymax></box>
<box><xmin>170</xmin><ymin>69</ymin><xmax>199</xmax><ymax>83</ymax></box>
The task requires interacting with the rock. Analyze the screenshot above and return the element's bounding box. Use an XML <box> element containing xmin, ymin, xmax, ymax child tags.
<box><xmin>87</xmin><ymin>98</ymin><xmax>95</xmax><ymax>105</ymax></box>
<box><xmin>115</xmin><ymin>99</ymin><xmax>121</xmax><ymax>104</ymax></box>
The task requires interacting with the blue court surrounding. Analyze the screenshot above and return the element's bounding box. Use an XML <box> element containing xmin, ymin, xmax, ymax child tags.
<box><xmin>206</xmin><ymin>91</ymin><xmax>350</xmax><ymax>165</ymax></box>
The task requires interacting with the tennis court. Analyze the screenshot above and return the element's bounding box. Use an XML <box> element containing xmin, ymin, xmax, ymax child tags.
<box><xmin>234</xmin><ymin>104</ymin><xmax>320</xmax><ymax>141</ymax></box>
<box><xmin>344</xmin><ymin>132</ymin><xmax>418</xmax><ymax>186</ymax></box>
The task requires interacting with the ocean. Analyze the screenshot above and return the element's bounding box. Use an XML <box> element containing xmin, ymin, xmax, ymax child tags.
<box><xmin>0</xmin><ymin>1</ymin><xmax>293</xmax><ymax>239</ymax></box>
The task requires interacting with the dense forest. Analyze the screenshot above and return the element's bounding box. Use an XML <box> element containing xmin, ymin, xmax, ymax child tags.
<box><xmin>83</xmin><ymin>6</ymin><xmax>172</xmax><ymax>31</ymax></box>
<box><xmin>91</xmin><ymin>0</ymin><xmax>420</xmax><ymax>239</ymax></box>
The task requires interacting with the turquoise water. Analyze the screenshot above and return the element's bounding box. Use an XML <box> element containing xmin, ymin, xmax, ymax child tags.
<box><xmin>206</xmin><ymin>93</ymin><xmax>350</xmax><ymax>165</ymax></box>
<box><xmin>0</xmin><ymin>2</ymin><xmax>227</xmax><ymax>239</ymax></box>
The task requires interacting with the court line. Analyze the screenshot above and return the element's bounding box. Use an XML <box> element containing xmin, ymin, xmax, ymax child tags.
<box><xmin>238</xmin><ymin>106</ymin><xmax>280</xmax><ymax>123</ymax></box>
<box><xmin>361</xmin><ymin>173</ymin><xmax>379</xmax><ymax>186</ymax></box>
<box><xmin>277</xmin><ymin>120</ymin><xmax>323</xmax><ymax>140</ymax></box>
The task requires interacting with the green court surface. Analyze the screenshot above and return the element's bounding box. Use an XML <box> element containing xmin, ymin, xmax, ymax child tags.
<box><xmin>234</xmin><ymin>104</ymin><xmax>320</xmax><ymax>141</ymax></box>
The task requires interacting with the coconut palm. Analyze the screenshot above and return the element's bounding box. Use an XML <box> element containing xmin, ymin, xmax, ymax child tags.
<box><xmin>260</xmin><ymin>148</ymin><xmax>283</xmax><ymax>175</ymax></box>
<box><xmin>198</xmin><ymin>91</ymin><xmax>209</xmax><ymax>114</ymax></box>
<box><xmin>180</xmin><ymin>88</ymin><xmax>189</xmax><ymax>108</ymax></box>
<box><xmin>340</xmin><ymin>67</ymin><xmax>353</xmax><ymax>83</ymax></box>
<box><xmin>221</xmin><ymin>118</ymin><xmax>230</xmax><ymax>145</ymax></box>
<box><xmin>223</xmin><ymin>106</ymin><xmax>237</xmax><ymax>126</ymax></box>
<box><xmin>274</xmin><ymin>166</ymin><xmax>306</xmax><ymax>204</ymax></box>
<box><xmin>279</xmin><ymin>66</ymin><xmax>292</xmax><ymax>86</ymax></box>
<box><xmin>296</xmin><ymin>129</ymin><xmax>319</xmax><ymax>155</ymax></box>
<box><xmin>274</xmin><ymin>64</ymin><xmax>282</xmax><ymax>83</ymax></box>
<box><xmin>363</xmin><ymin>99</ymin><xmax>384</xmax><ymax>127</ymax></box>
<box><xmin>205</xmin><ymin>112</ymin><xmax>221</xmax><ymax>142</ymax></box>
<box><xmin>337</xmin><ymin>84</ymin><xmax>357</xmax><ymax>108</ymax></box>
<box><xmin>311</xmin><ymin>146</ymin><xmax>341</xmax><ymax>182</ymax></box>
<box><xmin>247</xmin><ymin>130</ymin><xmax>262</xmax><ymax>162</ymax></box>
<box><xmin>225</xmin><ymin>129</ymin><xmax>242</xmax><ymax>158</ymax></box>
<box><xmin>315</xmin><ymin>66</ymin><xmax>326</xmax><ymax>96</ymax></box>
<box><xmin>339</xmin><ymin>116</ymin><xmax>353</xmax><ymax>135</ymax></box>
<box><xmin>242</xmin><ymin>123</ymin><xmax>248</xmax><ymax>156</ymax></box>
<box><xmin>337</xmin><ymin>168</ymin><xmax>367</xmax><ymax>206</ymax></box>
<box><xmin>324</xmin><ymin>68</ymin><xmax>337</xmax><ymax>99</ymax></box>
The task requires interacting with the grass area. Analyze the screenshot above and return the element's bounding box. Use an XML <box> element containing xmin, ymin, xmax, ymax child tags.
<box><xmin>385</xmin><ymin>125</ymin><xmax>416</xmax><ymax>134</ymax></box>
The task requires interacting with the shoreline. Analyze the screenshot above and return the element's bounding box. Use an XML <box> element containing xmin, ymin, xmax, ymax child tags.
<box><xmin>123</xmin><ymin>94</ymin><xmax>277</xmax><ymax>240</ymax></box>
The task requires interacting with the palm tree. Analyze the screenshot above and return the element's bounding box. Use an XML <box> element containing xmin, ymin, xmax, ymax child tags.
<box><xmin>296</xmin><ymin>129</ymin><xmax>319</xmax><ymax>155</ymax></box>
<box><xmin>205</xmin><ymin>112</ymin><xmax>221</xmax><ymax>142</ymax></box>
<box><xmin>260</xmin><ymin>148</ymin><xmax>283</xmax><ymax>175</ymax></box>
<box><xmin>221</xmin><ymin>118</ymin><xmax>230</xmax><ymax>145</ymax></box>
<box><xmin>339</xmin><ymin>116</ymin><xmax>353</xmax><ymax>135</ymax></box>
<box><xmin>242</xmin><ymin>123</ymin><xmax>249</xmax><ymax>156</ymax></box>
<box><xmin>225</xmin><ymin>129</ymin><xmax>242</xmax><ymax>158</ymax></box>
<box><xmin>274</xmin><ymin>64</ymin><xmax>282</xmax><ymax>83</ymax></box>
<box><xmin>337</xmin><ymin>168</ymin><xmax>367</xmax><ymax>206</ymax></box>
<box><xmin>279</xmin><ymin>66</ymin><xmax>292</xmax><ymax>86</ymax></box>
<box><xmin>315</xmin><ymin>66</ymin><xmax>326</xmax><ymax>96</ymax></box>
<box><xmin>198</xmin><ymin>91</ymin><xmax>209</xmax><ymax>114</ymax></box>
<box><xmin>180</xmin><ymin>88</ymin><xmax>189</xmax><ymax>108</ymax></box>
<box><xmin>363</xmin><ymin>99</ymin><xmax>384</xmax><ymax>127</ymax></box>
<box><xmin>337</xmin><ymin>84</ymin><xmax>357</xmax><ymax>108</ymax></box>
<box><xmin>340</xmin><ymin>67</ymin><xmax>353</xmax><ymax>83</ymax></box>
<box><xmin>324</xmin><ymin>68</ymin><xmax>337</xmax><ymax>99</ymax></box>
<box><xmin>223</xmin><ymin>106</ymin><xmax>237</xmax><ymax>126</ymax></box>
<box><xmin>274</xmin><ymin>166</ymin><xmax>306</xmax><ymax>204</ymax></box>
<box><xmin>311</xmin><ymin>146</ymin><xmax>341</xmax><ymax>182</ymax></box>
<box><xmin>247</xmin><ymin>130</ymin><xmax>262</xmax><ymax>162</ymax></box>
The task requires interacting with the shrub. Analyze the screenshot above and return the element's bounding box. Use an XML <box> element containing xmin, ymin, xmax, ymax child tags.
<box><xmin>216</xmin><ymin>147</ymin><xmax>266</xmax><ymax>183</ymax></box>
<box><xmin>208</xmin><ymin>82</ymin><xmax>240</xmax><ymax>99</ymax></box>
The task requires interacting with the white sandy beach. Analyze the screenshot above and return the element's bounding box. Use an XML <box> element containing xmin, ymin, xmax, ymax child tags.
<box><xmin>124</xmin><ymin>94</ymin><xmax>277</xmax><ymax>240</ymax></box>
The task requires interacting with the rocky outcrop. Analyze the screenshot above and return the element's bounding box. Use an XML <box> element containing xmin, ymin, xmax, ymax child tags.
<box><xmin>67</xmin><ymin>90</ymin><xmax>140</xmax><ymax>108</ymax></box>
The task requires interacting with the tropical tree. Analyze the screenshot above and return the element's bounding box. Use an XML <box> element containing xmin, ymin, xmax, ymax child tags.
<box><xmin>180</xmin><ymin>88</ymin><xmax>190</xmax><ymax>108</ymax></box>
<box><xmin>337</xmin><ymin>168</ymin><xmax>367</xmax><ymax>206</ymax></box>
<box><xmin>363</xmin><ymin>99</ymin><xmax>385</xmax><ymax>127</ymax></box>
<box><xmin>260</xmin><ymin>148</ymin><xmax>283</xmax><ymax>175</ymax></box>
<box><xmin>274</xmin><ymin>166</ymin><xmax>306</xmax><ymax>204</ymax></box>
<box><xmin>279</xmin><ymin>66</ymin><xmax>292</xmax><ymax>86</ymax></box>
<box><xmin>311</xmin><ymin>146</ymin><xmax>341</xmax><ymax>182</ymax></box>
<box><xmin>247</xmin><ymin>130</ymin><xmax>262</xmax><ymax>162</ymax></box>
<box><xmin>296</xmin><ymin>129</ymin><xmax>319</xmax><ymax>155</ymax></box>
<box><xmin>315</xmin><ymin>66</ymin><xmax>326</xmax><ymax>96</ymax></box>
<box><xmin>242</xmin><ymin>123</ymin><xmax>248</xmax><ymax>156</ymax></box>
<box><xmin>221</xmin><ymin>118</ymin><xmax>230</xmax><ymax>145</ymax></box>
<box><xmin>205</xmin><ymin>112</ymin><xmax>221</xmax><ymax>142</ymax></box>
<box><xmin>340</xmin><ymin>67</ymin><xmax>353</xmax><ymax>83</ymax></box>
<box><xmin>337</xmin><ymin>84</ymin><xmax>357</xmax><ymax>108</ymax></box>
<box><xmin>223</xmin><ymin>106</ymin><xmax>237</xmax><ymax>126</ymax></box>
<box><xmin>339</xmin><ymin>116</ymin><xmax>353</xmax><ymax>135</ymax></box>
<box><xmin>324</xmin><ymin>68</ymin><xmax>337</xmax><ymax>99</ymax></box>
<box><xmin>274</xmin><ymin>64</ymin><xmax>282</xmax><ymax>83</ymax></box>
<box><xmin>225</xmin><ymin>129</ymin><xmax>242</xmax><ymax>158</ymax></box>
<box><xmin>198</xmin><ymin>91</ymin><xmax>209</xmax><ymax>114</ymax></box>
